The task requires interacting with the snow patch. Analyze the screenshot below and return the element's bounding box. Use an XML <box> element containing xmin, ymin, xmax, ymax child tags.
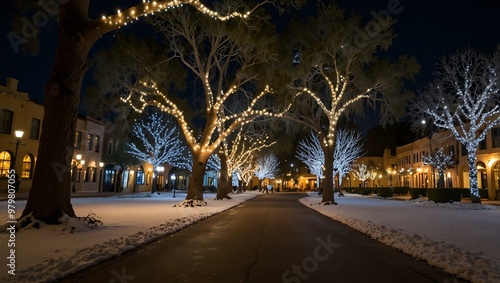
<box><xmin>0</xmin><ymin>192</ymin><xmax>255</xmax><ymax>283</ymax></box>
<box><xmin>300</xmin><ymin>195</ymin><xmax>500</xmax><ymax>283</ymax></box>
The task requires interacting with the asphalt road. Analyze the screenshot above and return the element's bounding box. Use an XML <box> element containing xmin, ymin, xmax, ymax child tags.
<box><xmin>62</xmin><ymin>193</ymin><xmax>462</xmax><ymax>283</ymax></box>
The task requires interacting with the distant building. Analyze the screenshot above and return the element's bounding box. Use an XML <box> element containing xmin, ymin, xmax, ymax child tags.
<box><xmin>71</xmin><ymin>115</ymin><xmax>105</xmax><ymax>193</ymax></box>
<box><xmin>392</xmin><ymin>127</ymin><xmax>500</xmax><ymax>200</ymax></box>
<box><xmin>0</xmin><ymin>78</ymin><xmax>106</xmax><ymax>194</ymax></box>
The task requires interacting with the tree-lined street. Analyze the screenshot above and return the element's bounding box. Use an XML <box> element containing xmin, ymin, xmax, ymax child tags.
<box><xmin>62</xmin><ymin>193</ymin><xmax>459</xmax><ymax>283</ymax></box>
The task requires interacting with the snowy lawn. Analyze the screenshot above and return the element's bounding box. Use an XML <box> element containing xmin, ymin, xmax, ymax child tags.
<box><xmin>300</xmin><ymin>193</ymin><xmax>500</xmax><ymax>283</ymax></box>
<box><xmin>0</xmin><ymin>191</ymin><xmax>258</xmax><ymax>283</ymax></box>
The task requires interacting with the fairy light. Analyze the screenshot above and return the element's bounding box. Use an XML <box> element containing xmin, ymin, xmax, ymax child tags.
<box><xmin>101</xmin><ymin>0</ymin><xmax>255</xmax><ymax>28</ymax></box>
<box><xmin>122</xmin><ymin>77</ymin><xmax>282</xmax><ymax>176</ymax></box>
<box><xmin>418</xmin><ymin>49</ymin><xmax>500</xmax><ymax>202</ymax></box>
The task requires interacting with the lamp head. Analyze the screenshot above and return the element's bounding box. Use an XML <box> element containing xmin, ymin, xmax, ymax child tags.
<box><xmin>15</xmin><ymin>130</ymin><xmax>24</xmax><ymax>138</ymax></box>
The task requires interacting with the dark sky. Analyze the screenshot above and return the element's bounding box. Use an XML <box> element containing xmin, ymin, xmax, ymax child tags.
<box><xmin>1</xmin><ymin>0</ymin><xmax>499</xmax><ymax>105</ymax></box>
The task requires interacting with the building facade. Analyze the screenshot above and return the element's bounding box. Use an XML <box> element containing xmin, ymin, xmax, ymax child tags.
<box><xmin>391</xmin><ymin>126</ymin><xmax>500</xmax><ymax>200</ymax></box>
<box><xmin>0</xmin><ymin>78</ymin><xmax>43</xmax><ymax>192</ymax></box>
<box><xmin>0</xmin><ymin>78</ymin><xmax>106</xmax><ymax>194</ymax></box>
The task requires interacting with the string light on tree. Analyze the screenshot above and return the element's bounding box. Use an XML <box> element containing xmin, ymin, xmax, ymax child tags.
<box><xmin>102</xmin><ymin>0</ymin><xmax>256</xmax><ymax>28</ymax></box>
<box><xmin>409</xmin><ymin>48</ymin><xmax>500</xmax><ymax>203</ymax></box>
<box><xmin>126</xmin><ymin>112</ymin><xmax>190</xmax><ymax>193</ymax></box>
<box><xmin>422</xmin><ymin>148</ymin><xmax>454</xmax><ymax>188</ymax></box>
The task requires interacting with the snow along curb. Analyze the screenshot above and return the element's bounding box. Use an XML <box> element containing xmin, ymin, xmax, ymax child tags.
<box><xmin>2</xmin><ymin>197</ymin><xmax>254</xmax><ymax>283</ymax></box>
<box><xmin>299</xmin><ymin>197</ymin><xmax>500</xmax><ymax>283</ymax></box>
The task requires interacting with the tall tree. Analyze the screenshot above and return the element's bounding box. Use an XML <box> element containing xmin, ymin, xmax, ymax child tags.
<box><xmin>281</xmin><ymin>2</ymin><xmax>419</xmax><ymax>204</ymax></box>
<box><xmin>18</xmin><ymin>0</ymin><xmax>287</xmax><ymax>223</ymax></box>
<box><xmin>409</xmin><ymin>48</ymin><xmax>500</xmax><ymax>203</ymax></box>
<box><xmin>127</xmin><ymin>112</ymin><xmax>189</xmax><ymax>193</ymax></box>
<box><xmin>124</xmin><ymin>5</ymin><xmax>287</xmax><ymax>203</ymax></box>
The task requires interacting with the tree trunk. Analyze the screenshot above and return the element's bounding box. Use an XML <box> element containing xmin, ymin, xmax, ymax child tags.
<box><xmin>21</xmin><ymin>2</ymin><xmax>101</xmax><ymax>223</ymax></box>
<box><xmin>321</xmin><ymin>146</ymin><xmax>336</xmax><ymax>204</ymax></box>
<box><xmin>151</xmin><ymin>170</ymin><xmax>158</xmax><ymax>193</ymax></box>
<box><xmin>116</xmin><ymin>168</ymin><xmax>124</xmax><ymax>193</ymax></box>
<box><xmin>467</xmin><ymin>147</ymin><xmax>481</xmax><ymax>204</ymax></box>
<box><xmin>437</xmin><ymin>170</ymin><xmax>445</xmax><ymax>189</ymax></box>
<box><xmin>186</xmin><ymin>156</ymin><xmax>208</xmax><ymax>201</ymax></box>
<box><xmin>216</xmin><ymin>153</ymin><xmax>231</xmax><ymax>200</ymax></box>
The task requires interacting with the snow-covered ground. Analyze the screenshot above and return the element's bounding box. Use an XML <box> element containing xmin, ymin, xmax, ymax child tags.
<box><xmin>1</xmin><ymin>192</ymin><xmax>499</xmax><ymax>283</ymax></box>
<box><xmin>300</xmin><ymin>193</ymin><xmax>500</xmax><ymax>283</ymax></box>
<box><xmin>0</xmin><ymin>191</ymin><xmax>258</xmax><ymax>283</ymax></box>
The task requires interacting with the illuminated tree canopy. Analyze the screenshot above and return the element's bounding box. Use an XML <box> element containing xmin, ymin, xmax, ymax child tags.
<box><xmin>122</xmin><ymin>5</ymin><xmax>288</xmax><ymax>202</ymax></box>
<box><xmin>410</xmin><ymin>48</ymin><xmax>500</xmax><ymax>203</ymax></box>
<box><xmin>19</xmin><ymin>0</ymin><xmax>292</xmax><ymax>222</ymax></box>
<box><xmin>281</xmin><ymin>2</ymin><xmax>419</xmax><ymax>204</ymax></box>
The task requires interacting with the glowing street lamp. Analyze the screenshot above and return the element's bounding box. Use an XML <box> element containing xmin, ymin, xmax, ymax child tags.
<box><xmin>98</xmin><ymin>162</ymin><xmax>104</xmax><ymax>193</ymax></box>
<box><xmin>72</xmin><ymin>154</ymin><xmax>84</xmax><ymax>193</ymax></box>
<box><xmin>171</xmin><ymin>173</ymin><xmax>176</xmax><ymax>198</ymax></box>
<box><xmin>10</xmin><ymin>130</ymin><xmax>24</xmax><ymax>170</ymax></box>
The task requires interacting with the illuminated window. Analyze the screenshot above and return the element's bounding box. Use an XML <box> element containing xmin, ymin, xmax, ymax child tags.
<box><xmin>84</xmin><ymin>167</ymin><xmax>89</xmax><ymax>182</ymax></box>
<box><xmin>136</xmin><ymin>166</ymin><xmax>145</xmax><ymax>185</ymax></box>
<box><xmin>22</xmin><ymin>154</ymin><xmax>33</xmax><ymax>178</ymax></box>
<box><xmin>90</xmin><ymin>167</ymin><xmax>97</xmax><ymax>182</ymax></box>
<box><xmin>0</xmin><ymin>151</ymin><xmax>12</xmax><ymax>177</ymax></box>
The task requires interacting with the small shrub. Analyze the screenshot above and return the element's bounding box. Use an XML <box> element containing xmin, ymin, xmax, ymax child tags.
<box><xmin>376</xmin><ymin>187</ymin><xmax>393</xmax><ymax>198</ymax></box>
<box><xmin>409</xmin><ymin>188</ymin><xmax>427</xmax><ymax>199</ymax></box>
<box><xmin>393</xmin><ymin>187</ymin><xmax>410</xmax><ymax>195</ymax></box>
<box><xmin>457</xmin><ymin>188</ymin><xmax>488</xmax><ymax>199</ymax></box>
<box><xmin>427</xmin><ymin>188</ymin><xmax>462</xmax><ymax>203</ymax></box>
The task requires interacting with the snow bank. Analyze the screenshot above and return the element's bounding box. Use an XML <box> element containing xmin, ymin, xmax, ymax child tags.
<box><xmin>0</xmin><ymin>192</ymin><xmax>257</xmax><ymax>283</ymax></box>
<box><xmin>300</xmin><ymin>194</ymin><xmax>500</xmax><ymax>283</ymax></box>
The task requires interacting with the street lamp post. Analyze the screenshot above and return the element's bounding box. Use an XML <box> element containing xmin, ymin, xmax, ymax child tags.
<box><xmin>171</xmin><ymin>172</ymin><xmax>176</xmax><ymax>198</ymax></box>
<box><xmin>72</xmin><ymin>154</ymin><xmax>83</xmax><ymax>193</ymax></box>
<box><xmin>152</xmin><ymin>166</ymin><xmax>165</xmax><ymax>193</ymax></box>
<box><xmin>10</xmin><ymin>130</ymin><xmax>25</xmax><ymax>170</ymax></box>
<box><xmin>98</xmin><ymin>162</ymin><xmax>104</xmax><ymax>193</ymax></box>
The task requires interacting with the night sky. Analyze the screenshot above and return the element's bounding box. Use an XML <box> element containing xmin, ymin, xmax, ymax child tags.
<box><xmin>1</xmin><ymin>0</ymin><xmax>499</xmax><ymax>107</ymax></box>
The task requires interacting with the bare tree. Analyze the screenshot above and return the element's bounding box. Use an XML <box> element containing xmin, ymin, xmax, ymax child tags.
<box><xmin>352</xmin><ymin>163</ymin><xmax>373</xmax><ymax>187</ymax></box>
<box><xmin>216</xmin><ymin>128</ymin><xmax>276</xmax><ymax>199</ymax></box>
<box><xmin>127</xmin><ymin>112</ymin><xmax>189</xmax><ymax>193</ymax></box>
<box><xmin>18</xmin><ymin>0</ymin><xmax>278</xmax><ymax>223</ymax></box>
<box><xmin>281</xmin><ymin>2</ymin><xmax>419</xmax><ymax>204</ymax></box>
<box><xmin>409</xmin><ymin>48</ymin><xmax>500</xmax><ymax>203</ymax></box>
<box><xmin>296</xmin><ymin>132</ymin><xmax>324</xmax><ymax>189</ymax></box>
<box><xmin>236</xmin><ymin>161</ymin><xmax>255</xmax><ymax>191</ymax></box>
<box><xmin>254</xmin><ymin>154</ymin><xmax>280</xmax><ymax>192</ymax></box>
<box><xmin>422</xmin><ymin>148</ymin><xmax>454</xmax><ymax>188</ymax></box>
<box><xmin>334</xmin><ymin>129</ymin><xmax>364</xmax><ymax>195</ymax></box>
<box><xmin>124</xmin><ymin>6</ymin><xmax>286</xmax><ymax>204</ymax></box>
